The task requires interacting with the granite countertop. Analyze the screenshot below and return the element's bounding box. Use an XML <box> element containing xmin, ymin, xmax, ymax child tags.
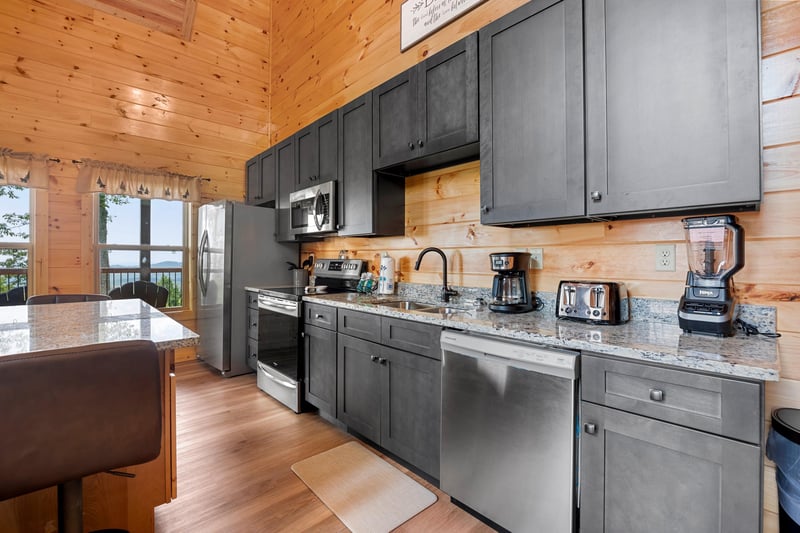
<box><xmin>304</xmin><ymin>292</ymin><xmax>780</xmax><ymax>381</ymax></box>
<box><xmin>0</xmin><ymin>299</ymin><xmax>199</xmax><ymax>358</ymax></box>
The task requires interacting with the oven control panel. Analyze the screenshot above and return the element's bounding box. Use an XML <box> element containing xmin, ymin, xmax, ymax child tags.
<box><xmin>314</xmin><ymin>259</ymin><xmax>364</xmax><ymax>279</ymax></box>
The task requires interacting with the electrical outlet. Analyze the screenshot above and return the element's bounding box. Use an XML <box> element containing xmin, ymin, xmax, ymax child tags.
<box><xmin>529</xmin><ymin>248</ymin><xmax>543</xmax><ymax>270</ymax></box>
<box><xmin>655</xmin><ymin>244</ymin><xmax>676</xmax><ymax>272</ymax></box>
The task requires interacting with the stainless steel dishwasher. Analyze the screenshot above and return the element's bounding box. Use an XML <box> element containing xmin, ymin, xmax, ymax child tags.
<box><xmin>440</xmin><ymin>330</ymin><xmax>579</xmax><ymax>532</ymax></box>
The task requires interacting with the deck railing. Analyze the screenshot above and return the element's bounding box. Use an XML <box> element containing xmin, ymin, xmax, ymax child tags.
<box><xmin>100</xmin><ymin>267</ymin><xmax>183</xmax><ymax>307</ymax></box>
<box><xmin>0</xmin><ymin>268</ymin><xmax>27</xmax><ymax>291</ymax></box>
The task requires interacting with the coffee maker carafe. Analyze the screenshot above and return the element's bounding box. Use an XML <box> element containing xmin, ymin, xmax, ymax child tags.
<box><xmin>489</xmin><ymin>252</ymin><xmax>533</xmax><ymax>313</ymax></box>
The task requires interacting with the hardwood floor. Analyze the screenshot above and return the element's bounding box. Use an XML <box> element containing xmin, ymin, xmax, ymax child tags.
<box><xmin>154</xmin><ymin>360</ymin><xmax>493</xmax><ymax>532</ymax></box>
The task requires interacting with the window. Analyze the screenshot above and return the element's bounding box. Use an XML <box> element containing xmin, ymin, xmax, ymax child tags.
<box><xmin>0</xmin><ymin>185</ymin><xmax>31</xmax><ymax>302</ymax></box>
<box><xmin>98</xmin><ymin>193</ymin><xmax>188</xmax><ymax>308</ymax></box>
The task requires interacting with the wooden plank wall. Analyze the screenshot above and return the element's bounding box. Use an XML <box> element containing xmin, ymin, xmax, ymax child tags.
<box><xmin>278</xmin><ymin>2</ymin><xmax>800</xmax><ymax>531</ymax></box>
<box><xmin>0</xmin><ymin>0</ymin><xmax>272</xmax><ymax>341</ymax></box>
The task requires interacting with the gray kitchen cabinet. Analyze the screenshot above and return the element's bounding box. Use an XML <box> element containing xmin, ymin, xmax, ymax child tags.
<box><xmin>295</xmin><ymin>110</ymin><xmax>338</xmax><ymax>191</ymax></box>
<box><xmin>479</xmin><ymin>0</ymin><xmax>584</xmax><ymax>225</ymax></box>
<box><xmin>304</xmin><ymin>324</ymin><xmax>337</xmax><ymax>416</ymax></box>
<box><xmin>373</xmin><ymin>33</ymin><xmax>478</xmax><ymax>171</ymax></box>
<box><xmin>245</xmin><ymin>290</ymin><xmax>266</xmax><ymax>372</ymax></box>
<box><xmin>337</xmin><ymin>333</ymin><xmax>382</xmax><ymax>443</ymax></box>
<box><xmin>337</xmin><ymin>92</ymin><xmax>405</xmax><ymax>237</ymax></box>
<box><xmin>336</xmin><ymin>308</ymin><xmax>442</xmax><ymax>478</ymax></box>
<box><xmin>245</xmin><ymin>148</ymin><xmax>276</xmax><ymax>206</ymax></box>
<box><xmin>304</xmin><ymin>303</ymin><xmax>338</xmax><ymax>416</ymax></box>
<box><xmin>584</xmin><ymin>0</ymin><xmax>761</xmax><ymax>216</ymax></box>
<box><xmin>580</xmin><ymin>353</ymin><xmax>763</xmax><ymax>533</ymax></box>
<box><xmin>274</xmin><ymin>137</ymin><xmax>295</xmax><ymax>242</ymax></box>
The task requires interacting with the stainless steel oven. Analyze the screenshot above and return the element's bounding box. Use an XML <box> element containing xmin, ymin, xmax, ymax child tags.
<box><xmin>289</xmin><ymin>180</ymin><xmax>336</xmax><ymax>236</ymax></box>
<box><xmin>252</xmin><ymin>258</ymin><xmax>363</xmax><ymax>413</ymax></box>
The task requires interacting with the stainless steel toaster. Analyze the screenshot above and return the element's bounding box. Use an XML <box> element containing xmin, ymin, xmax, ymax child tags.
<box><xmin>556</xmin><ymin>281</ymin><xmax>629</xmax><ymax>325</ymax></box>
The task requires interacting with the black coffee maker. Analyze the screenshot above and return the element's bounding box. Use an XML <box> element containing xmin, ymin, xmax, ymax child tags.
<box><xmin>489</xmin><ymin>252</ymin><xmax>533</xmax><ymax>313</ymax></box>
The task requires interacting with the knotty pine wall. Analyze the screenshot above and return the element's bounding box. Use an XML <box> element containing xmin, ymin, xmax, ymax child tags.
<box><xmin>278</xmin><ymin>2</ymin><xmax>800</xmax><ymax>529</ymax></box>
<box><xmin>0</xmin><ymin>0</ymin><xmax>272</xmax><ymax>340</ymax></box>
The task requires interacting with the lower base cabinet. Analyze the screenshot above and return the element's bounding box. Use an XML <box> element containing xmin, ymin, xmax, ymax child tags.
<box><xmin>337</xmin><ymin>331</ymin><xmax>441</xmax><ymax>479</ymax></box>
<box><xmin>303</xmin><ymin>323</ymin><xmax>337</xmax><ymax>416</ymax></box>
<box><xmin>579</xmin><ymin>353</ymin><xmax>763</xmax><ymax>533</ymax></box>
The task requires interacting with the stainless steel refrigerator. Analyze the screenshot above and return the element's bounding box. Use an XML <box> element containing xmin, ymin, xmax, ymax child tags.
<box><xmin>196</xmin><ymin>201</ymin><xmax>298</xmax><ymax>376</ymax></box>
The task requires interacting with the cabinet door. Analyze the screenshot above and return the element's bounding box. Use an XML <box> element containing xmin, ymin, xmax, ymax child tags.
<box><xmin>295</xmin><ymin>124</ymin><xmax>318</xmax><ymax>190</ymax></box>
<box><xmin>580</xmin><ymin>402</ymin><xmax>761</xmax><ymax>533</ymax></box>
<box><xmin>245</xmin><ymin>155</ymin><xmax>260</xmax><ymax>204</ymax></box>
<box><xmin>274</xmin><ymin>138</ymin><xmax>296</xmax><ymax>242</ymax></box>
<box><xmin>338</xmin><ymin>93</ymin><xmax>376</xmax><ymax>237</ymax></box>
<box><xmin>584</xmin><ymin>0</ymin><xmax>761</xmax><ymax>216</ymax></box>
<box><xmin>258</xmin><ymin>148</ymin><xmax>275</xmax><ymax>206</ymax></box>
<box><xmin>295</xmin><ymin>111</ymin><xmax>339</xmax><ymax>190</ymax></box>
<box><xmin>337</xmin><ymin>334</ymin><xmax>381</xmax><ymax>443</ymax></box>
<box><xmin>380</xmin><ymin>346</ymin><xmax>441</xmax><ymax>479</ymax></box>
<box><xmin>304</xmin><ymin>324</ymin><xmax>337</xmax><ymax>415</ymax></box>
<box><xmin>373</xmin><ymin>69</ymin><xmax>419</xmax><ymax>169</ymax></box>
<box><xmin>479</xmin><ymin>0</ymin><xmax>585</xmax><ymax>225</ymax></box>
<box><xmin>419</xmin><ymin>33</ymin><xmax>478</xmax><ymax>156</ymax></box>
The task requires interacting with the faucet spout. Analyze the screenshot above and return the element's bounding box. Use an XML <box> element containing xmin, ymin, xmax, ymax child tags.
<box><xmin>414</xmin><ymin>247</ymin><xmax>458</xmax><ymax>303</ymax></box>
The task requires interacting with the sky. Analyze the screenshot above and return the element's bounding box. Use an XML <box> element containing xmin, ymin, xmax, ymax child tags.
<box><xmin>0</xmin><ymin>188</ymin><xmax>184</xmax><ymax>267</ymax></box>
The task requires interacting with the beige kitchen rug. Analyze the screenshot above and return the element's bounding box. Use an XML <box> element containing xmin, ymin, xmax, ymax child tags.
<box><xmin>291</xmin><ymin>441</ymin><xmax>437</xmax><ymax>532</ymax></box>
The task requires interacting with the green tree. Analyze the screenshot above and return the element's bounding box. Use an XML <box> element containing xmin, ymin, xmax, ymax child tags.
<box><xmin>0</xmin><ymin>185</ymin><xmax>29</xmax><ymax>292</ymax></box>
<box><xmin>157</xmin><ymin>274</ymin><xmax>183</xmax><ymax>307</ymax></box>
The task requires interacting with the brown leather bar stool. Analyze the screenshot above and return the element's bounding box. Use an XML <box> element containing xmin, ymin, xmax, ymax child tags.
<box><xmin>0</xmin><ymin>340</ymin><xmax>162</xmax><ymax>533</ymax></box>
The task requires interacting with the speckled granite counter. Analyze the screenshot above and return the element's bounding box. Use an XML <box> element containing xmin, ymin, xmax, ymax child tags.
<box><xmin>0</xmin><ymin>299</ymin><xmax>199</xmax><ymax>357</ymax></box>
<box><xmin>303</xmin><ymin>292</ymin><xmax>780</xmax><ymax>381</ymax></box>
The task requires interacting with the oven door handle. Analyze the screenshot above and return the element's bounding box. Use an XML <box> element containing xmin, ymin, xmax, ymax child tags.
<box><xmin>257</xmin><ymin>362</ymin><xmax>298</xmax><ymax>389</ymax></box>
<box><xmin>258</xmin><ymin>295</ymin><xmax>300</xmax><ymax>317</ymax></box>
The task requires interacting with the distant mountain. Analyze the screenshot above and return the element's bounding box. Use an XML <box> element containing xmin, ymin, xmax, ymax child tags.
<box><xmin>109</xmin><ymin>261</ymin><xmax>182</xmax><ymax>268</ymax></box>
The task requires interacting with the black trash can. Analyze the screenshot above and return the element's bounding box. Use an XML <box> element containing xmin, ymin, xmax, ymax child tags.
<box><xmin>767</xmin><ymin>408</ymin><xmax>800</xmax><ymax>532</ymax></box>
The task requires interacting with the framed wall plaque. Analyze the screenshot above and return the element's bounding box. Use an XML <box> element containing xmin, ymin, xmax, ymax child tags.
<box><xmin>401</xmin><ymin>0</ymin><xmax>487</xmax><ymax>50</ymax></box>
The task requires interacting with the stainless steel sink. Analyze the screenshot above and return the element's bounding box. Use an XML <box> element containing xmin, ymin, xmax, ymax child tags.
<box><xmin>417</xmin><ymin>306</ymin><xmax>467</xmax><ymax>316</ymax></box>
<box><xmin>375</xmin><ymin>300</ymin><xmax>436</xmax><ymax>311</ymax></box>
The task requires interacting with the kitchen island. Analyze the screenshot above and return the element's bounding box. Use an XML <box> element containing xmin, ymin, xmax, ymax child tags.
<box><xmin>0</xmin><ymin>299</ymin><xmax>198</xmax><ymax>533</ymax></box>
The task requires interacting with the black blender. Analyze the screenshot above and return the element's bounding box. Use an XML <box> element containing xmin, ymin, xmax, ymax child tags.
<box><xmin>678</xmin><ymin>215</ymin><xmax>744</xmax><ymax>337</ymax></box>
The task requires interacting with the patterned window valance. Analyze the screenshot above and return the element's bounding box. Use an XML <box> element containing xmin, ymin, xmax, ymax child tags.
<box><xmin>0</xmin><ymin>147</ymin><xmax>50</xmax><ymax>189</ymax></box>
<box><xmin>76</xmin><ymin>159</ymin><xmax>203</xmax><ymax>203</ymax></box>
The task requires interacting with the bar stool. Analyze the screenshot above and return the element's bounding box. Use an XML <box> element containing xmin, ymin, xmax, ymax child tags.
<box><xmin>0</xmin><ymin>340</ymin><xmax>162</xmax><ymax>533</ymax></box>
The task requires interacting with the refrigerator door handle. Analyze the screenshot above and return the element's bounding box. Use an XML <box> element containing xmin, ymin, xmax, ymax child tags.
<box><xmin>198</xmin><ymin>229</ymin><xmax>209</xmax><ymax>296</ymax></box>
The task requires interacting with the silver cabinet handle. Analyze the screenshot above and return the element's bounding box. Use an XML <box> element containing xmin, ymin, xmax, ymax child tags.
<box><xmin>590</xmin><ymin>191</ymin><xmax>602</xmax><ymax>201</ymax></box>
<box><xmin>480</xmin><ymin>205</ymin><xmax>489</xmax><ymax>214</ymax></box>
<box><xmin>584</xmin><ymin>423</ymin><xmax>597</xmax><ymax>435</ymax></box>
<box><xmin>649</xmin><ymin>389</ymin><xmax>665</xmax><ymax>402</ymax></box>
<box><xmin>408</xmin><ymin>142</ymin><xmax>415</xmax><ymax>150</ymax></box>
<box><xmin>370</xmin><ymin>355</ymin><xmax>379</xmax><ymax>362</ymax></box>
<box><xmin>315</xmin><ymin>314</ymin><xmax>324</xmax><ymax>319</ymax></box>
<box><xmin>378</xmin><ymin>358</ymin><xmax>387</xmax><ymax>365</ymax></box>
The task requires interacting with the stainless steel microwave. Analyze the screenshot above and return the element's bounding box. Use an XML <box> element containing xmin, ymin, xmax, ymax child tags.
<box><xmin>289</xmin><ymin>180</ymin><xmax>336</xmax><ymax>236</ymax></box>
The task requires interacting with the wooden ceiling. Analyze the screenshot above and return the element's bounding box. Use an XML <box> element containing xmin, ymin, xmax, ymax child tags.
<box><xmin>73</xmin><ymin>0</ymin><xmax>197</xmax><ymax>39</ymax></box>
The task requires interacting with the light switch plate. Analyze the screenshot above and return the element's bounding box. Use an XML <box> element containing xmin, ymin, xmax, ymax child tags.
<box><xmin>529</xmin><ymin>248</ymin><xmax>543</xmax><ymax>270</ymax></box>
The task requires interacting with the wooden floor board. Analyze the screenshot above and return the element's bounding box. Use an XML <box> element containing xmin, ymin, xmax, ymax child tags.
<box><xmin>154</xmin><ymin>360</ymin><xmax>492</xmax><ymax>532</ymax></box>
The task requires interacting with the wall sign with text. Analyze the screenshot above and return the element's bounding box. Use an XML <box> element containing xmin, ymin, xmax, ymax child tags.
<box><xmin>401</xmin><ymin>0</ymin><xmax>487</xmax><ymax>50</ymax></box>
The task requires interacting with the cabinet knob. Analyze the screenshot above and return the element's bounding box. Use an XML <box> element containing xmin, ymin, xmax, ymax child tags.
<box><xmin>590</xmin><ymin>191</ymin><xmax>602</xmax><ymax>202</ymax></box>
<box><xmin>649</xmin><ymin>389</ymin><xmax>665</xmax><ymax>402</ymax></box>
<box><xmin>480</xmin><ymin>205</ymin><xmax>489</xmax><ymax>214</ymax></box>
<box><xmin>584</xmin><ymin>423</ymin><xmax>597</xmax><ymax>435</ymax></box>
<box><xmin>315</xmin><ymin>314</ymin><xmax>324</xmax><ymax>319</ymax></box>
<box><xmin>417</xmin><ymin>139</ymin><xmax>424</xmax><ymax>148</ymax></box>
<box><xmin>408</xmin><ymin>142</ymin><xmax>415</xmax><ymax>150</ymax></box>
<box><xmin>378</xmin><ymin>357</ymin><xmax>387</xmax><ymax>365</ymax></box>
<box><xmin>370</xmin><ymin>355</ymin><xmax>379</xmax><ymax>362</ymax></box>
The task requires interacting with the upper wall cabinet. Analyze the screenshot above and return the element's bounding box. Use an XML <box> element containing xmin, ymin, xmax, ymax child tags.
<box><xmin>275</xmin><ymin>138</ymin><xmax>296</xmax><ymax>242</ymax></box>
<box><xmin>373</xmin><ymin>33</ymin><xmax>479</xmax><ymax>172</ymax></box>
<box><xmin>479</xmin><ymin>0</ymin><xmax>584</xmax><ymax>225</ymax></box>
<box><xmin>295</xmin><ymin>111</ymin><xmax>338</xmax><ymax>191</ymax></box>
<box><xmin>245</xmin><ymin>148</ymin><xmax>276</xmax><ymax>207</ymax></box>
<box><xmin>337</xmin><ymin>92</ymin><xmax>405</xmax><ymax>237</ymax></box>
<box><xmin>584</xmin><ymin>0</ymin><xmax>761</xmax><ymax>217</ymax></box>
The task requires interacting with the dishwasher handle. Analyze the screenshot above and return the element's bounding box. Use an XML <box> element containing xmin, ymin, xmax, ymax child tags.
<box><xmin>441</xmin><ymin>330</ymin><xmax>578</xmax><ymax>380</ymax></box>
